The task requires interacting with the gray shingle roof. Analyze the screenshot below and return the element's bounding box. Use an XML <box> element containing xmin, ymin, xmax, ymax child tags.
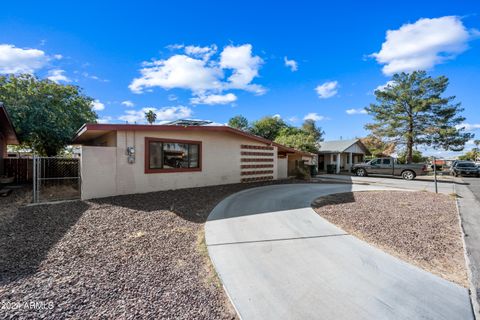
<box><xmin>318</xmin><ymin>139</ymin><xmax>360</xmax><ymax>153</ymax></box>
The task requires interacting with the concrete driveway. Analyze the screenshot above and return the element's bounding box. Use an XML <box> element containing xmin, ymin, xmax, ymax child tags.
<box><xmin>205</xmin><ymin>183</ymin><xmax>473</xmax><ymax>320</ymax></box>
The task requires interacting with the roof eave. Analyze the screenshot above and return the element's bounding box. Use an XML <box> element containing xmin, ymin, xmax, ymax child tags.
<box><xmin>0</xmin><ymin>103</ymin><xmax>20</xmax><ymax>145</ymax></box>
<box><xmin>72</xmin><ymin>123</ymin><xmax>313</xmax><ymax>157</ymax></box>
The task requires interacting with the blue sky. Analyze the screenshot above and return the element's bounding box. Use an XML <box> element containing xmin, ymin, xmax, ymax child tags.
<box><xmin>1</xmin><ymin>1</ymin><xmax>479</xmax><ymax>156</ymax></box>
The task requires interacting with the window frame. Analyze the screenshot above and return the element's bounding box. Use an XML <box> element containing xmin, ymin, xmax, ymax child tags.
<box><xmin>144</xmin><ymin>137</ymin><xmax>202</xmax><ymax>174</ymax></box>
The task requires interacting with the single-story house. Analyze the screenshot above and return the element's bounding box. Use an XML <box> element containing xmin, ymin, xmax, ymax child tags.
<box><xmin>317</xmin><ymin>139</ymin><xmax>370</xmax><ymax>173</ymax></box>
<box><xmin>73</xmin><ymin>123</ymin><xmax>314</xmax><ymax>200</ymax></box>
<box><xmin>0</xmin><ymin>103</ymin><xmax>20</xmax><ymax>176</ymax></box>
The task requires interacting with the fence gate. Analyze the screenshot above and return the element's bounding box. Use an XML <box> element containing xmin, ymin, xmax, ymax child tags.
<box><xmin>33</xmin><ymin>157</ymin><xmax>81</xmax><ymax>203</ymax></box>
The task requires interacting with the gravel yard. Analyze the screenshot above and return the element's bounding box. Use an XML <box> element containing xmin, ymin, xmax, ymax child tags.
<box><xmin>312</xmin><ymin>191</ymin><xmax>468</xmax><ymax>287</ymax></box>
<box><xmin>0</xmin><ymin>180</ymin><xmax>310</xmax><ymax>319</ymax></box>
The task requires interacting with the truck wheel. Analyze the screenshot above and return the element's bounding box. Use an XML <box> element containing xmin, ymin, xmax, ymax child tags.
<box><xmin>356</xmin><ymin>168</ymin><xmax>367</xmax><ymax>177</ymax></box>
<box><xmin>402</xmin><ymin>170</ymin><xmax>415</xmax><ymax>180</ymax></box>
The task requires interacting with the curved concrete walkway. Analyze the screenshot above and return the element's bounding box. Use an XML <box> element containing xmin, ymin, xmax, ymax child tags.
<box><xmin>205</xmin><ymin>184</ymin><xmax>474</xmax><ymax>320</ymax></box>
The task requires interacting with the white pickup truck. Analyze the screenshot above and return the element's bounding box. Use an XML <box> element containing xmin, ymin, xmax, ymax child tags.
<box><xmin>351</xmin><ymin>157</ymin><xmax>428</xmax><ymax>180</ymax></box>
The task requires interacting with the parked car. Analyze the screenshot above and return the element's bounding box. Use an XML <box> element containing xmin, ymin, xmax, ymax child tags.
<box><xmin>351</xmin><ymin>157</ymin><xmax>428</xmax><ymax>180</ymax></box>
<box><xmin>450</xmin><ymin>161</ymin><xmax>480</xmax><ymax>177</ymax></box>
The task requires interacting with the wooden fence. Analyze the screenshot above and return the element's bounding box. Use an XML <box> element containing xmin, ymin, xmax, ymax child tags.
<box><xmin>3</xmin><ymin>158</ymin><xmax>33</xmax><ymax>183</ymax></box>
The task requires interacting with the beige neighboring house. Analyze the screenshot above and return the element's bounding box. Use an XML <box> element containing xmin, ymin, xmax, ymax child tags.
<box><xmin>73</xmin><ymin>123</ymin><xmax>314</xmax><ymax>200</ymax></box>
<box><xmin>0</xmin><ymin>103</ymin><xmax>20</xmax><ymax>177</ymax></box>
<box><xmin>318</xmin><ymin>139</ymin><xmax>370</xmax><ymax>174</ymax></box>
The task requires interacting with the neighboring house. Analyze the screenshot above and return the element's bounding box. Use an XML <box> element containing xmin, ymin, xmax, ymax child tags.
<box><xmin>73</xmin><ymin>123</ymin><xmax>314</xmax><ymax>200</ymax></box>
<box><xmin>318</xmin><ymin>139</ymin><xmax>370</xmax><ymax>173</ymax></box>
<box><xmin>0</xmin><ymin>103</ymin><xmax>20</xmax><ymax>177</ymax></box>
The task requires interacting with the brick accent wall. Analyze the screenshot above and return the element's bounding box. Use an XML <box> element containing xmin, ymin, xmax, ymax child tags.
<box><xmin>240</xmin><ymin>144</ymin><xmax>275</xmax><ymax>182</ymax></box>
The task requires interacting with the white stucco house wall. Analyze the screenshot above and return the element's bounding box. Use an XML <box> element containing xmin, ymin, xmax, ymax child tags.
<box><xmin>73</xmin><ymin>123</ymin><xmax>313</xmax><ymax>200</ymax></box>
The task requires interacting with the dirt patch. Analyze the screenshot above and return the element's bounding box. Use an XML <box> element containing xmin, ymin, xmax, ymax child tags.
<box><xmin>0</xmin><ymin>179</ymin><xmax>314</xmax><ymax>319</ymax></box>
<box><xmin>312</xmin><ymin>191</ymin><xmax>468</xmax><ymax>287</ymax></box>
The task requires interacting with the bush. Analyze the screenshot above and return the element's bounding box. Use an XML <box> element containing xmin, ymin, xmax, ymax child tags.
<box><xmin>294</xmin><ymin>166</ymin><xmax>311</xmax><ymax>180</ymax></box>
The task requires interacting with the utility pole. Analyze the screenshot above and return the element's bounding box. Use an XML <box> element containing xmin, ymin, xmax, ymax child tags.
<box><xmin>433</xmin><ymin>156</ymin><xmax>438</xmax><ymax>194</ymax></box>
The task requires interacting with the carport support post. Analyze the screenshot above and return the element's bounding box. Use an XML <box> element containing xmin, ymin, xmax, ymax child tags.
<box><xmin>336</xmin><ymin>153</ymin><xmax>341</xmax><ymax>174</ymax></box>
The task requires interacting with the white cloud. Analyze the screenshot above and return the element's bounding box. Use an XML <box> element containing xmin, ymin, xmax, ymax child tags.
<box><xmin>129</xmin><ymin>54</ymin><xmax>223</xmax><ymax>94</ymax></box>
<box><xmin>118</xmin><ymin>106</ymin><xmax>192</xmax><ymax>123</ymax></box>
<box><xmin>167</xmin><ymin>94</ymin><xmax>178</xmax><ymax>101</ymax></box>
<box><xmin>53</xmin><ymin>54</ymin><xmax>63</xmax><ymax>60</ymax></box>
<box><xmin>130</xmin><ymin>43</ymin><xmax>265</xmax><ymax>103</ymax></box>
<box><xmin>284</xmin><ymin>56</ymin><xmax>298</xmax><ymax>72</ymax></box>
<box><xmin>315</xmin><ymin>81</ymin><xmax>338</xmax><ymax>98</ymax></box>
<box><xmin>288</xmin><ymin>116</ymin><xmax>299</xmax><ymax>123</ymax></box>
<box><xmin>190</xmin><ymin>93</ymin><xmax>237</xmax><ymax>105</ymax></box>
<box><xmin>371</xmin><ymin>16</ymin><xmax>477</xmax><ymax>75</ymax></box>
<box><xmin>184</xmin><ymin>45</ymin><xmax>217</xmax><ymax>60</ymax></box>
<box><xmin>98</xmin><ymin>116</ymin><xmax>112</xmax><ymax>124</ymax></box>
<box><xmin>273</xmin><ymin>114</ymin><xmax>281</xmax><ymax>119</ymax></box>
<box><xmin>375</xmin><ymin>80</ymin><xmax>397</xmax><ymax>92</ymax></box>
<box><xmin>91</xmin><ymin>100</ymin><xmax>105</xmax><ymax>111</ymax></box>
<box><xmin>456</xmin><ymin>123</ymin><xmax>480</xmax><ymax>131</ymax></box>
<box><xmin>220</xmin><ymin>44</ymin><xmax>265</xmax><ymax>94</ymax></box>
<box><xmin>346</xmin><ymin>108</ymin><xmax>368</xmax><ymax>115</ymax></box>
<box><xmin>0</xmin><ymin>44</ymin><xmax>49</xmax><ymax>74</ymax></box>
<box><xmin>82</xmin><ymin>72</ymin><xmax>109</xmax><ymax>82</ymax></box>
<box><xmin>47</xmin><ymin>69</ymin><xmax>70</xmax><ymax>83</ymax></box>
<box><xmin>121</xmin><ymin>100</ymin><xmax>135</xmax><ymax>107</ymax></box>
<box><xmin>466</xmin><ymin>139</ymin><xmax>475</xmax><ymax>146</ymax></box>
<box><xmin>166</xmin><ymin>44</ymin><xmax>184</xmax><ymax>50</ymax></box>
<box><xmin>304</xmin><ymin>112</ymin><xmax>326</xmax><ymax>121</ymax></box>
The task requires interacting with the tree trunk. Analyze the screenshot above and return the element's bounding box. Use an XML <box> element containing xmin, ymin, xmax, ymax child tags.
<box><xmin>406</xmin><ymin>112</ymin><xmax>414</xmax><ymax>164</ymax></box>
<box><xmin>406</xmin><ymin>137</ymin><xmax>413</xmax><ymax>164</ymax></box>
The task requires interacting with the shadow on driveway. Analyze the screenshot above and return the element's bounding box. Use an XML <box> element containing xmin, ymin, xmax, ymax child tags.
<box><xmin>91</xmin><ymin>180</ymin><xmax>334</xmax><ymax>223</ymax></box>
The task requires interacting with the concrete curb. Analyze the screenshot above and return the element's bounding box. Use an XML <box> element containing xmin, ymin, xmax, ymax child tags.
<box><xmin>454</xmin><ymin>181</ymin><xmax>480</xmax><ymax>320</ymax></box>
<box><xmin>25</xmin><ymin>199</ymin><xmax>81</xmax><ymax>207</ymax></box>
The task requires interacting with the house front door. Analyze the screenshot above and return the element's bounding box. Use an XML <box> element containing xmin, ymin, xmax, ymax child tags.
<box><xmin>318</xmin><ymin>155</ymin><xmax>325</xmax><ymax>171</ymax></box>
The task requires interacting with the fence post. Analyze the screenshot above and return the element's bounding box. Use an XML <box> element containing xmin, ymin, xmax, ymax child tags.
<box><xmin>78</xmin><ymin>156</ymin><xmax>81</xmax><ymax>200</ymax></box>
<box><xmin>32</xmin><ymin>155</ymin><xmax>36</xmax><ymax>203</ymax></box>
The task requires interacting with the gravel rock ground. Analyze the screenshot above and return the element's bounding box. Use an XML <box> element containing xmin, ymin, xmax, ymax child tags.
<box><xmin>312</xmin><ymin>191</ymin><xmax>468</xmax><ymax>287</ymax></box>
<box><xmin>0</xmin><ymin>180</ymin><xmax>313</xmax><ymax>319</ymax></box>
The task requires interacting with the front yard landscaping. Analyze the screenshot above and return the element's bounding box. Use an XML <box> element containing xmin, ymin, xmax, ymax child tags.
<box><xmin>1</xmin><ymin>182</ymin><xmax>470</xmax><ymax>318</ymax></box>
<box><xmin>312</xmin><ymin>191</ymin><xmax>468</xmax><ymax>287</ymax></box>
<box><xmin>0</xmin><ymin>180</ymin><xmax>314</xmax><ymax>319</ymax></box>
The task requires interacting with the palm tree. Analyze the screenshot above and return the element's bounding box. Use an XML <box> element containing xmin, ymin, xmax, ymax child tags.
<box><xmin>145</xmin><ymin>110</ymin><xmax>157</xmax><ymax>125</ymax></box>
<box><xmin>474</xmin><ymin>140</ymin><xmax>480</xmax><ymax>161</ymax></box>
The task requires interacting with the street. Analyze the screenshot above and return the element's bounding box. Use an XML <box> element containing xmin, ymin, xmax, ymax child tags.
<box><xmin>465</xmin><ymin>177</ymin><xmax>480</xmax><ymax>203</ymax></box>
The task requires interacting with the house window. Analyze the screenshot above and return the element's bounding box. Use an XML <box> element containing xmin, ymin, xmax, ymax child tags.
<box><xmin>145</xmin><ymin>137</ymin><xmax>201</xmax><ymax>173</ymax></box>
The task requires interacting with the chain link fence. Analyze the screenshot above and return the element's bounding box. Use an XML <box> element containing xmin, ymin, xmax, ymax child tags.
<box><xmin>33</xmin><ymin>157</ymin><xmax>81</xmax><ymax>203</ymax></box>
